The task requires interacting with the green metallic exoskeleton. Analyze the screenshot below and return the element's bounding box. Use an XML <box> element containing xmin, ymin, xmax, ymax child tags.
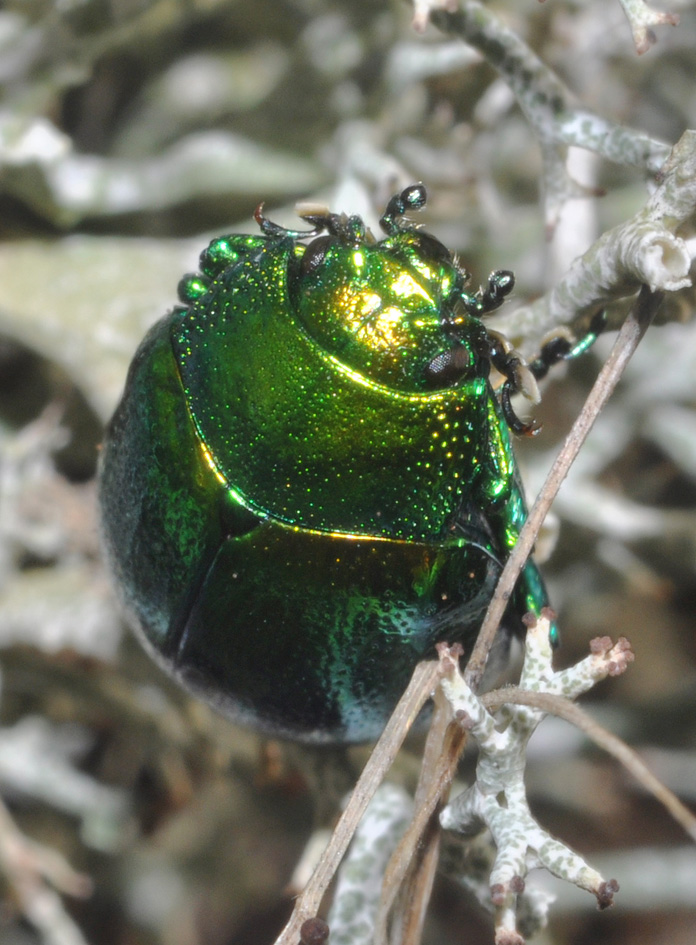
<box><xmin>99</xmin><ymin>185</ymin><xmax>549</xmax><ymax>743</ymax></box>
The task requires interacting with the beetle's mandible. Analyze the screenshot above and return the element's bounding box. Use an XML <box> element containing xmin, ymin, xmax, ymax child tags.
<box><xmin>99</xmin><ymin>184</ymin><xmax>553</xmax><ymax>743</ymax></box>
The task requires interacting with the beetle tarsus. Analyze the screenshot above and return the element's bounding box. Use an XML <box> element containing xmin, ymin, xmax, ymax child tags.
<box><xmin>501</xmin><ymin>383</ymin><xmax>542</xmax><ymax>437</ymax></box>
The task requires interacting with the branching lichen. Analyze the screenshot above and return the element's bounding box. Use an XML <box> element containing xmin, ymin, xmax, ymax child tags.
<box><xmin>489</xmin><ymin>130</ymin><xmax>696</xmax><ymax>353</ymax></box>
<box><xmin>617</xmin><ymin>0</ymin><xmax>679</xmax><ymax>54</ymax></box>
<box><xmin>326</xmin><ymin>784</ymin><xmax>413</xmax><ymax>945</ymax></box>
<box><xmin>426</xmin><ymin>0</ymin><xmax>672</xmax><ymax>229</ymax></box>
<box><xmin>438</xmin><ymin>614</ymin><xmax>633</xmax><ymax>943</ymax></box>
<box><xmin>0</xmin><ymin>793</ymin><xmax>92</xmax><ymax>945</ymax></box>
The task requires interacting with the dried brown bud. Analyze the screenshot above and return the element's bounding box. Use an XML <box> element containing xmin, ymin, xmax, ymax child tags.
<box><xmin>496</xmin><ymin>930</ymin><xmax>525</xmax><ymax>945</ymax></box>
<box><xmin>300</xmin><ymin>917</ymin><xmax>330</xmax><ymax>945</ymax></box>
<box><xmin>455</xmin><ymin>708</ymin><xmax>474</xmax><ymax>730</ymax></box>
<box><xmin>590</xmin><ymin>635</ymin><xmax>613</xmax><ymax>654</ymax></box>
<box><xmin>490</xmin><ymin>883</ymin><xmax>506</xmax><ymax>906</ymax></box>
<box><xmin>596</xmin><ymin>878</ymin><xmax>620</xmax><ymax>909</ymax></box>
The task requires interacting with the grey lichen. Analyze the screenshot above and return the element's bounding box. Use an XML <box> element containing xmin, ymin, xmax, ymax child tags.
<box><xmin>438</xmin><ymin>616</ymin><xmax>633</xmax><ymax>943</ymax></box>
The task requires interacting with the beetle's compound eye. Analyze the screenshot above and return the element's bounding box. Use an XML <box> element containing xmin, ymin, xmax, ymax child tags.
<box><xmin>423</xmin><ymin>345</ymin><xmax>473</xmax><ymax>388</ymax></box>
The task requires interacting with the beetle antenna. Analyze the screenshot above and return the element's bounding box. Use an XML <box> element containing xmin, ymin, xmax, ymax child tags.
<box><xmin>476</xmin><ymin>270</ymin><xmax>515</xmax><ymax>315</ymax></box>
<box><xmin>380</xmin><ymin>183</ymin><xmax>427</xmax><ymax>235</ymax></box>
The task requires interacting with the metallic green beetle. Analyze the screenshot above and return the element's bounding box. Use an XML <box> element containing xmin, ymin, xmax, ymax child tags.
<box><xmin>99</xmin><ymin>184</ymin><xmax>550</xmax><ymax>743</ymax></box>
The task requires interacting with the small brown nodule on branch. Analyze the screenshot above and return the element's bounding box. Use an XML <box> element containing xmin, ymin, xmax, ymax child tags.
<box><xmin>596</xmin><ymin>879</ymin><xmax>620</xmax><ymax>910</ymax></box>
<box><xmin>300</xmin><ymin>917</ymin><xmax>330</xmax><ymax>945</ymax></box>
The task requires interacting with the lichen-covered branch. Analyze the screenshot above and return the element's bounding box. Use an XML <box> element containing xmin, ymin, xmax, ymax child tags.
<box><xmin>618</xmin><ymin>0</ymin><xmax>679</xmax><ymax>55</ymax></box>
<box><xmin>430</xmin><ymin>2</ymin><xmax>669</xmax><ymax>167</ymax></box>
<box><xmin>489</xmin><ymin>130</ymin><xmax>696</xmax><ymax>352</ymax></box>
<box><xmin>438</xmin><ymin>615</ymin><xmax>633</xmax><ymax>944</ymax></box>
<box><xmin>426</xmin><ymin>1</ymin><xmax>672</xmax><ymax>228</ymax></box>
<box><xmin>326</xmin><ymin>784</ymin><xmax>413</xmax><ymax>945</ymax></box>
<box><xmin>0</xmin><ymin>793</ymin><xmax>92</xmax><ymax>945</ymax></box>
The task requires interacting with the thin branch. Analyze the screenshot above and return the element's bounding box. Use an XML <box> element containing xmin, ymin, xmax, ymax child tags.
<box><xmin>0</xmin><ymin>794</ymin><xmax>92</xmax><ymax>945</ymax></box>
<box><xmin>376</xmin><ymin>687</ymin><xmax>466</xmax><ymax>945</ymax></box>
<box><xmin>490</xmin><ymin>130</ymin><xmax>696</xmax><ymax>351</ymax></box>
<box><xmin>272</xmin><ymin>660</ymin><xmax>442</xmax><ymax>945</ymax></box>
<box><xmin>430</xmin><ymin>2</ymin><xmax>670</xmax><ymax>169</ymax></box>
<box><xmin>465</xmin><ymin>285</ymin><xmax>664</xmax><ymax>691</ymax></box>
<box><xmin>325</xmin><ymin>784</ymin><xmax>414</xmax><ymax>945</ymax></box>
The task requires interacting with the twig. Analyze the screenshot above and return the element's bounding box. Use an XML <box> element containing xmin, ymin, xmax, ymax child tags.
<box><xmin>0</xmin><ymin>793</ymin><xmax>92</xmax><ymax>945</ymax></box>
<box><xmin>272</xmin><ymin>660</ymin><xmax>442</xmax><ymax>945</ymax></box>
<box><xmin>465</xmin><ymin>285</ymin><xmax>664</xmax><ymax>691</ymax></box>
<box><xmin>430</xmin><ymin>2</ymin><xmax>669</xmax><ymax>170</ymax></box>
<box><xmin>375</xmin><ymin>686</ymin><xmax>466</xmax><ymax>945</ymax></box>
<box><xmin>429</xmin><ymin>0</ymin><xmax>671</xmax><ymax>228</ymax></box>
<box><xmin>490</xmin><ymin>130</ymin><xmax>696</xmax><ymax>351</ymax></box>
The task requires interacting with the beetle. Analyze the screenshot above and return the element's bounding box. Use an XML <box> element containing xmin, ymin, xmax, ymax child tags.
<box><xmin>99</xmin><ymin>184</ymin><xmax>573</xmax><ymax>744</ymax></box>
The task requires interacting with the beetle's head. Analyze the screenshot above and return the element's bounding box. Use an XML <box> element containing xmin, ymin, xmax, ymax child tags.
<box><xmin>270</xmin><ymin>186</ymin><xmax>496</xmax><ymax>394</ymax></box>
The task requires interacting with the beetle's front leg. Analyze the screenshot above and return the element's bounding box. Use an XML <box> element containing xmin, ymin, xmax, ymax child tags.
<box><xmin>485</xmin><ymin>331</ymin><xmax>541</xmax><ymax>436</ymax></box>
<box><xmin>528</xmin><ymin>309</ymin><xmax>607</xmax><ymax>381</ymax></box>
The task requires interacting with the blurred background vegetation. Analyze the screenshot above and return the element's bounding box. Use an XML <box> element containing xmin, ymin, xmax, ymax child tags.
<box><xmin>0</xmin><ymin>1</ymin><xmax>695</xmax><ymax>943</ymax></box>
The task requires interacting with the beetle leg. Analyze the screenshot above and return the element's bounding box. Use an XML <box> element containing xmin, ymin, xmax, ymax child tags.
<box><xmin>488</xmin><ymin>310</ymin><xmax>606</xmax><ymax>436</ymax></box>
<box><xmin>500</xmin><ymin>382</ymin><xmax>541</xmax><ymax>436</ymax></box>
<box><xmin>529</xmin><ymin>309</ymin><xmax>607</xmax><ymax>380</ymax></box>
<box><xmin>486</xmin><ymin>332</ymin><xmax>542</xmax><ymax>437</ymax></box>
